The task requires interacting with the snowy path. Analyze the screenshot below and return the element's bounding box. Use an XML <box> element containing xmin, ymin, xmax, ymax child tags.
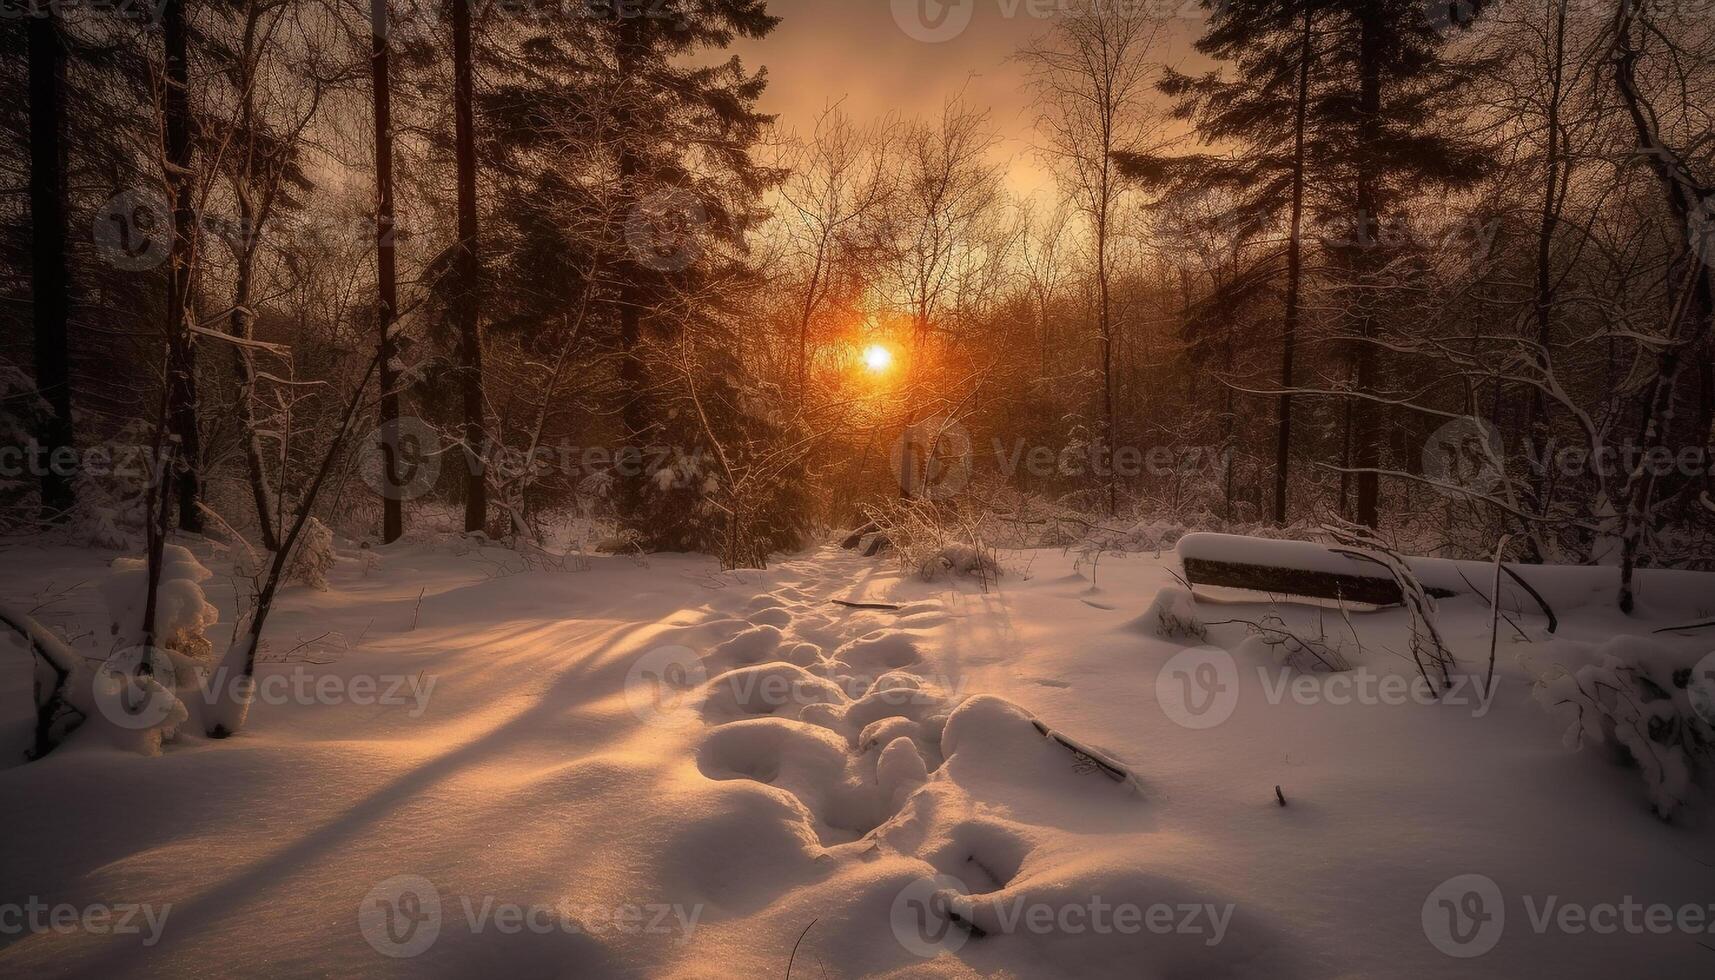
<box><xmin>1</xmin><ymin>541</ymin><xmax>1712</xmax><ymax>977</ymax></box>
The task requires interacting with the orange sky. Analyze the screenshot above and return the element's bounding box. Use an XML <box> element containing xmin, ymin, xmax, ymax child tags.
<box><xmin>730</xmin><ymin>1</ymin><xmax>1209</xmax><ymax>200</ymax></box>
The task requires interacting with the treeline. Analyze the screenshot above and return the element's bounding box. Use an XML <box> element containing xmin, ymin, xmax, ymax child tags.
<box><xmin>2</xmin><ymin>0</ymin><xmax>1712</xmax><ymax>593</ymax></box>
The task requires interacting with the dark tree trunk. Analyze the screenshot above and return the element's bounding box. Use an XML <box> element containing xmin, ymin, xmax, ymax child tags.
<box><xmin>614</xmin><ymin>16</ymin><xmax>651</xmax><ymax>518</ymax></box>
<box><xmin>1273</xmin><ymin>7</ymin><xmax>1312</xmax><ymax>527</ymax></box>
<box><xmin>452</xmin><ymin>0</ymin><xmax>486</xmax><ymax>533</ymax></box>
<box><xmin>28</xmin><ymin>14</ymin><xmax>74</xmax><ymax>522</ymax></box>
<box><xmin>1523</xmin><ymin>0</ymin><xmax>1569</xmax><ymax>558</ymax></box>
<box><xmin>164</xmin><ymin>0</ymin><xmax>202</xmax><ymax>534</ymax></box>
<box><xmin>373</xmin><ymin>0</ymin><xmax>403</xmax><ymax>544</ymax></box>
<box><xmin>1610</xmin><ymin>2</ymin><xmax>1715</xmax><ymax>613</ymax></box>
<box><xmin>1350</xmin><ymin>4</ymin><xmax>1384</xmax><ymax>530</ymax></box>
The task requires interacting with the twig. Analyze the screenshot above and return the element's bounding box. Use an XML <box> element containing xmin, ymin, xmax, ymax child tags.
<box><xmin>830</xmin><ymin>599</ymin><xmax>902</xmax><ymax>611</ymax></box>
<box><xmin>1486</xmin><ymin>535</ymin><xmax>1513</xmax><ymax>693</ymax></box>
<box><xmin>1654</xmin><ymin>620</ymin><xmax>1715</xmax><ymax>634</ymax></box>
<box><xmin>785</xmin><ymin>918</ymin><xmax>818</xmax><ymax>980</ymax></box>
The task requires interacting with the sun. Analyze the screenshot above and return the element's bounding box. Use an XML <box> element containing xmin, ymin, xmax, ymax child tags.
<box><xmin>862</xmin><ymin>344</ymin><xmax>894</xmax><ymax>373</ymax></box>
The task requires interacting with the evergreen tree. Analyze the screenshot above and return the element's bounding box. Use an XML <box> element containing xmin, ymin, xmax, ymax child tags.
<box><xmin>1124</xmin><ymin>0</ymin><xmax>1493</xmax><ymax>528</ymax></box>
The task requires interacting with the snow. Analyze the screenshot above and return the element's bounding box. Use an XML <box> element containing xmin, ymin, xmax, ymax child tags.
<box><xmin>0</xmin><ymin>536</ymin><xmax>1711</xmax><ymax>976</ymax></box>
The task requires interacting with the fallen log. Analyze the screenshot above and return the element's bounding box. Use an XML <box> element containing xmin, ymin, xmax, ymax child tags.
<box><xmin>830</xmin><ymin>599</ymin><xmax>903</xmax><ymax>611</ymax></box>
<box><xmin>1179</xmin><ymin>534</ymin><xmax>1475</xmax><ymax>607</ymax></box>
<box><xmin>840</xmin><ymin>522</ymin><xmax>880</xmax><ymax>550</ymax></box>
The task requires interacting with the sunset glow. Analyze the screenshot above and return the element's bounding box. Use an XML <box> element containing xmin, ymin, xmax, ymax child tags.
<box><xmin>863</xmin><ymin>344</ymin><xmax>894</xmax><ymax>373</ymax></box>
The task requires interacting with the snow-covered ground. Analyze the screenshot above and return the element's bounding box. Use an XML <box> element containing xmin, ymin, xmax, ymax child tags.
<box><xmin>1</xmin><ymin>536</ymin><xmax>1711</xmax><ymax>977</ymax></box>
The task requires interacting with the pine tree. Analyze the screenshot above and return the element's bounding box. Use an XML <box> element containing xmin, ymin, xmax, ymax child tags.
<box><xmin>28</xmin><ymin>12</ymin><xmax>73</xmax><ymax>522</ymax></box>
<box><xmin>475</xmin><ymin>1</ymin><xmax>780</xmax><ymax>547</ymax></box>
<box><xmin>1124</xmin><ymin>0</ymin><xmax>1493</xmax><ymax>528</ymax></box>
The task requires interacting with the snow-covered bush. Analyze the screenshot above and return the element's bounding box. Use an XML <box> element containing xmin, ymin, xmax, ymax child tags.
<box><xmin>100</xmin><ymin>545</ymin><xmax>220</xmax><ymax>659</ymax></box>
<box><xmin>1144</xmin><ymin>587</ymin><xmax>1207</xmax><ymax>642</ymax></box>
<box><xmin>285</xmin><ymin>517</ymin><xmax>337</xmax><ymax>590</ymax></box>
<box><xmin>920</xmin><ymin>542</ymin><xmax>1001</xmax><ymax>584</ymax></box>
<box><xmin>85</xmin><ymin>545</ymin><xmax>223</xmax><ymax>753</ymax></box>
<box><xmin>1534</xmin><ymin>638</ymin><xmax>1714</xmax><ymax>820</ymax></box>
<box><xmin>861</xmin><ymin>496</ymin><xmax>1004</xmax><ymax>588</ymax></box>
<box><xmin>1232</xmin><ymin>612</ymin><xmax>1355</xmax><ymax>674</ymax></box>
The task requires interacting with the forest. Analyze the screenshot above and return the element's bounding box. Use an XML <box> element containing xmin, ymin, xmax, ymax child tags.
<box><xmin>1</xmin><ymin>1</ymin><xmax>1713</xmax><ymax>976</ymax></box>
<box><xmin>4</xmin><ymin>0</ymin><xmax>1712</xmax><ymax>584</ymax></box>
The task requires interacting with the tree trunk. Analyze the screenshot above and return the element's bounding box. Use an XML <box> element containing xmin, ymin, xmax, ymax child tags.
<box><xmin>228</xmin><ymin>226</ymin><xmax>280</xmax><ymax>553</ymax></box>
<box><xmin>1350</xmin><ymin>5</ymin><xmax>1384</xmax><ymax>530</ymax></box>
<box><xmin>164</xmin><ymin>0</ymin><xmax>202</xmax><ymax>534</ymax></box>
<box><xmin>451</xmin><ymin>0</ymin><xmax>486</xmax><ymax>533</ymax></box>
<box><xmin>1523</xmin><ymin>0</ymin><xmax>1569</xmax><ymax>557</ymax></box>
<box><xmin>1610</xmin><ymin>1</ymin><xmax>1715</xmax><ymax>613</ymax></box>
<box><xmin>28</xmin><ymin>14</ymin><xmax>74</xmax><ymax>522</ymax></box>
<box><xmin>373</xmin><ymin>0</ymin><xmax>403</xmax><ymax>544</ymax></box>
<box><xmin>1273</xmin><ymin>7</ymin><xmax>1312</xmax><ymax>527</ymax></box>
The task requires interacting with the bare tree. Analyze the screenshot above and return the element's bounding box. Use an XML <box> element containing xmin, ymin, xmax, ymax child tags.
<box><xmin>1019</xmin><ymin>7</ymin><xmax>1166</xmax><ymax>515</ymax></box>
<box><xmin>880</xmin><ymin>99</ymin><xmax>1003</xmax><ymax>498</ymax></box>
<box><xmin>452</xmin><ymin>0</ymin><xmax>487</xmax><ymax>533</ymax></box>
<box><xmin>776</xmin><ymin>104</ymin><xmax>896</xmax><ymax>399</ymax></box>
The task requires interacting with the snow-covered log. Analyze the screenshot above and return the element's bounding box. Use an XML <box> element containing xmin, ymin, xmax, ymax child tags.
<box><xmin>1177</xmin><ymin>533</ymin><xmax>1461</xmax><ymax>605</ymax></box>
<box><xmin>1177</xmin><ymin>533</ymin><xmax>1566</xmax><ymax>633</ymax></box>
<box><xmin>0</xmin><ymin>602</ymin><xmax>86</xmax><ymax>760</ymax></box>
